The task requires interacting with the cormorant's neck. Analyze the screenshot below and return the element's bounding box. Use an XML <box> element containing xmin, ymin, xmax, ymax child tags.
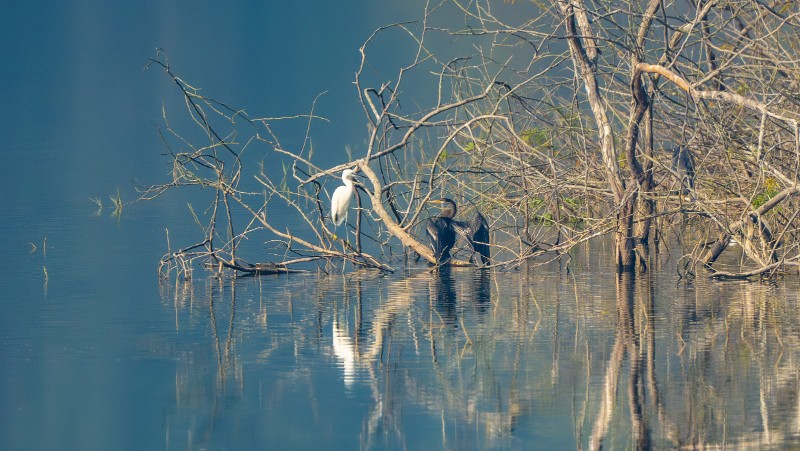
<box><xmin>440</xmin><ymin>208</ymin><xmax>456</xmax><ymax>219</ymax></box>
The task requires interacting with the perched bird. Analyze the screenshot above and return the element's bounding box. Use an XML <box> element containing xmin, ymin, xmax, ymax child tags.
<box><xmin>426</xmin><ymin>198</ymin><xmax>458</xmax><ymax>265</ymax></box>
<box><xmin>331</xmin><ymin>169</ymin><xmax>360</xmax><ymax>227</ymax></box>
<box><xmin>460</xmin><ymin>212</ymin><xmax>491</xmax><ymax>265</ymax></box>
<box><xmin>426</xmin><ymin>198</ymin><xmax>491</xmax><ymax>266</ymax></box>
<box><xmin>671</xmin><ymin>146</ymin><xmax>696</xmax><ymax>194</ymax></box>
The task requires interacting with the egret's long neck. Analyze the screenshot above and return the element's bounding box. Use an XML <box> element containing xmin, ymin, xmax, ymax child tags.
<box><xmin>342</xmin><ymin>177</ymin><xmax>354</xmax><ymax>188</ymax></box>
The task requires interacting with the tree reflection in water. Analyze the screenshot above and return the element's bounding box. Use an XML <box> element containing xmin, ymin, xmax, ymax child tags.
<box><xmin>158</xmin><ymin>262</ymin><xmax>800</xmax><ymax>449</ymax></box>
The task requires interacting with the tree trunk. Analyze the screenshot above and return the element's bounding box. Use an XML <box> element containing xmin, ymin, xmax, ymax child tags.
<box><xmin>559</xmin><ymin>0</ymin><xmax>636</xmax><ymax>271</ymax></box>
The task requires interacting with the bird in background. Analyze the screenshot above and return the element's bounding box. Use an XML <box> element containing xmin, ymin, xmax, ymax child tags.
<box><xmin>426</xmin><ymin>198</ymin><xmax>490</xmax><ymax>266</ymax></box>
<box><xmin>671</xmin><ymin>145</ymin><xmax>696</xmax><ymax>194</ymax></box>
<box><xmin>331</xmin><ymin>169</ymin><xmax>360</xmax><ymax>227</ymax></box>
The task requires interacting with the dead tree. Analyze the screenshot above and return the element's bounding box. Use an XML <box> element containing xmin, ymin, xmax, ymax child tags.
<box><xmin>138</xmin><ymin>1</ymin><xmax>800</xmax><ymax>279</ymax></box>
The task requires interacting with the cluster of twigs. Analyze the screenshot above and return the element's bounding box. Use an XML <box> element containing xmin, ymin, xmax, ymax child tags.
<box><xmin>140</xmin><ymin>0</ymin><xmax>800</xmax><ymax>280</ymax></box>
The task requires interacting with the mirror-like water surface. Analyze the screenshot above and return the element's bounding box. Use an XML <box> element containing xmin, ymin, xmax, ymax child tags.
<box><xmin>4</xmin><ymin>1</ymin><xmax>800</xmax><ymax>450</ymax></box>
<box><xmin>13</xmin><ymin>244</ymin><xmax>800</xmax><ymax>449</ymax></box>
<box><xmin>150</xmin><ymin>265</ymin><xmax>800</xmax><ymax>449</ymax></box>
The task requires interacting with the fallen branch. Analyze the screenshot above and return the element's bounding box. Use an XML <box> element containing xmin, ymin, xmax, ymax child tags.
<box><xmin>708</xmin><ymin>261</ymin><xmax>784</xmax><ymax>280</ymax></box>
<box><xmin>207</xmin><ymin>259</ymin><xmax>309</xmax><ymax>275</ymax></box>
<box><xmin>357</xmin><ymin>159</ymin><xmax>472</xmax><ymax>267</ymax></box>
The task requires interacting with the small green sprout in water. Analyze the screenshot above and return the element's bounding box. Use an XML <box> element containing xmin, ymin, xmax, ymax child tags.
<box><xmin>41</xmin><ymin>238</ymin><xmax>49</xmax><ymax>277</ymax></box>
<box><xmin>29</xmin><ymin>236</ymin><xmax>48</xmax><ymax>255</ymax></box>
<box><xmin>90</xmin><ymin>196</ymin><xmax>103</xmax><ymax>216</ymax></box>
<box><xmin>187</xmin><ymin>203</ymin><xmax>204</xmax><ymax>231</ymax></box>
<box><xmin>110</xmin><ymin>189</ymin><xmax>123</xmax><ymax>217</ymax></box>
<box><xmin>279</xmin><ymin>162</ymin><xmax>289</xmax><ymax>194</ymax></box>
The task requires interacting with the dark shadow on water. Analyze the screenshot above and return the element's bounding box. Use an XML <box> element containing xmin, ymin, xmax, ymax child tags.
<box><xmin>472</xmin><ymin>268</ymin><xmax>492</xmax><ymax>316</ymax></box>
<box><xmin>430</xmin><ymin>266</ymin><xmax>457</xmax><ymax>325</ymax></box>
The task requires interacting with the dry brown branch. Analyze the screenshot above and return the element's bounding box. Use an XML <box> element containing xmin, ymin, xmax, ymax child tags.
<box><xmin>357</xmin><ymin>160</ymin><xmax>471</xmax><ymax>267</ymax></box>
<box><xmin>635</xmin><ymin>63</ymin><xmax>800</xmax><ymax>124</ymax></box>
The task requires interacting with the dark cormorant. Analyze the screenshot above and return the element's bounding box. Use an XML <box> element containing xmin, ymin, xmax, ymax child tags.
<box><xmin>426</xmin><ymin>198</ymin><xmax>458</xmax><ymax>265</ymax></box>
<box><xmin>462</xmin><ymin>211</ymin><xmax>491</xmax><ymax>266</ymax></box>
<box><xmin>426</xmin><ymin>198</ymin><xmax>491</xmax><ymax>266</ymax></box>
<box><xmin>671</xmin><ymin>146</ymin><xmax>695</xmax><ymax>193</ymax></box>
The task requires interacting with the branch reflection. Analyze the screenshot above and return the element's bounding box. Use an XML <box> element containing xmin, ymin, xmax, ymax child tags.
<box><xmin>157</xmin><ymin>261</ymin><xmax>800</xmax><ymax>449</ymax></box>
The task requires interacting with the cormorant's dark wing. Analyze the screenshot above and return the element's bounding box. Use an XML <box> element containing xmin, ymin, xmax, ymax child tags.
<box><xmin>425</xmin><ymin>219</ymin><xmax>438</xmax><ymax>257</ymax></box>
<box><xmin>426</xmin><ymin>217</ymin><xmax>455</xmax><ymax>264</ymax></box>
<box><xmin>470</xmin><ymin>212</ymin><xmax>490</xmax><ymax>265</ymax></box>
<box><xmin>452</xmin><ymin>215</ymin><xmax>490</xmax><ymax>265</ymax></box>
<box><xmin>452</xmin><ymin>220</ymin><xmax>472</xmax><ymax>243</ymax></box>
<box><xmin>683</xmin><ymin>150</ymin><xmax>696</xmax><ymax>189</ymax></box>
<box><xmin>671</xmin><ymin>146</ymin><xmax>696</xmax><ymax>191</ymax></box>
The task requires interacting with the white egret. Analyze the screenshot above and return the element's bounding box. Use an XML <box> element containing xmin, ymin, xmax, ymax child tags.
<box><xmin>331</xmin><ymin>169</ymin><xmax>359</xmax><ymax>227</ymax></box>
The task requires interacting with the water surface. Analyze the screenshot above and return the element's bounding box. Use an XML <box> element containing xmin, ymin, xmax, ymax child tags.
<box><xmin>3</xmin><ymin>1</ymin><xmax>800</xmax><ymax>449</ymax></box>
<box><xmin>4</xmin><ymin>204</ymin><xmax>800</xmax><ymax>449</ymax></box>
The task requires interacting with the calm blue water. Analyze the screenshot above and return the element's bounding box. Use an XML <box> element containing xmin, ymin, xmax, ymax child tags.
<box><xmin>3</xmin><ymin>1</ymin><xmax>800</xmax><ymax>450</ymax></box>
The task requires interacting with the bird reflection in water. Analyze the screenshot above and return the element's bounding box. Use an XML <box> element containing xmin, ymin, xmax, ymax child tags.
<box><xmin>331</xmin><ymin>267</ymin><xmax>491</xmax><ymax>391</ymax></box>
<box><xmin>332</xmin><ymin>316</ymin><xmax>355</xmax><ymax>387</ymax></box>
<box><xmin>471</xmin><ymin>269</ymin><xmax>492</xmax><ymax>316</ymax></box>
<box><xmin>430</xmin><ymin>266</ymin><xmax>458</xmax><ymax>325</ymax></box>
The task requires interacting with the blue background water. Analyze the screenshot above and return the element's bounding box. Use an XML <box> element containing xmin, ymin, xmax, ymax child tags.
<box><xmin>3</xmin><ymin>1</ymin><xmax>800</xmax><ymax>450</ymax></box>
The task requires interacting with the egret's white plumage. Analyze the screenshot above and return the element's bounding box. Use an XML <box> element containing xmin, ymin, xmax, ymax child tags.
<box><xmin>331</xmin><ymin>169</ymin><xmax>358</xmax><ymax>226</ymax></box>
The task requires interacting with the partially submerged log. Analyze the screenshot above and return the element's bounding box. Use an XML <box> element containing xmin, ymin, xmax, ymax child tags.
<box><xmin>207</xmin><ymin>259</ymin><xmax>308</xmax><ymax>275</ymax></box>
